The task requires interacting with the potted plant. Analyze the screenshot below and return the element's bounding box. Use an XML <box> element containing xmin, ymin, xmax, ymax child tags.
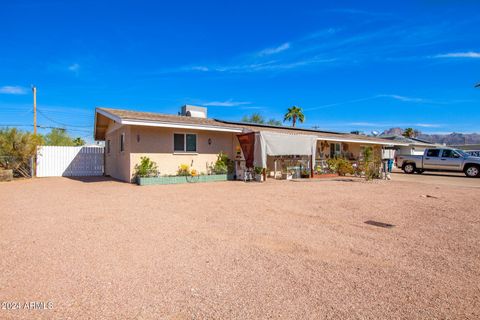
<box><xmin>254</xmin><ymin>166</ymin><xmax>264</xmax><ymax>182</ymax></box>
<box><xmin>281</xmin><ymin>170</ymin><xmax>293</xmax><ymax>180</ymax></box>
<box><xmin>300</xmin><ymin>169</ymin><xmax>310</xmax><ymax>178</ymax></box>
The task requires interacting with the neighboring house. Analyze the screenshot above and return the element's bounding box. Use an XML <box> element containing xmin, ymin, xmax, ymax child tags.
<box><xmin>94</xmin><ymin>106</ymin><xmax>404</xmax><ymax>182</ymax></box>
<box><xmin>380</xmin><ymin>135</ymin><xmax>438</xmax><ymax>155</ymax></box>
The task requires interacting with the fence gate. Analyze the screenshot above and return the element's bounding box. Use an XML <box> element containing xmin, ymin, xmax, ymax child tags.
<box><xmin>36</xmin><ymin>146</ymin><xmax>104</xmax><ymax>177</ymax></box>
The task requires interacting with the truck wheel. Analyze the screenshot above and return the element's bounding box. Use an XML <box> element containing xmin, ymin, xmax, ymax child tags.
<box><xmin>464</xmin><ymin>165</ymin><xmax>480</xmax><ymax>178</ymax></box>
<box><xmin>403</xmin><ymin>163</ymin><xmax>415</xmax><ymax>174</ymax></box>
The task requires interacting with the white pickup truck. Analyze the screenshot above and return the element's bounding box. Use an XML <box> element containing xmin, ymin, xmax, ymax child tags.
<box><xmin>396</xmin><ymin>148</ymin><xmax>480</xmax><ymax>177</ymax></box>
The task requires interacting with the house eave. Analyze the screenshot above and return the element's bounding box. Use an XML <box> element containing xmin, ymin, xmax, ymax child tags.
<box><xmin>317</xmin><ymin>137</ymin><xmax>408</xmax><ymax>146</ymax></box>
<box><xmin>120</xmin><ymin>119</ymin><xmax>243</xmax><ymax>133</ymax></box>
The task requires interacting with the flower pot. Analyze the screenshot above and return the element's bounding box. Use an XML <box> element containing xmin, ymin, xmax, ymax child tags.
<box><xmin>281</xmin><ymin>173</ymin><xmax>292</xmax><ymax>180</ymax></box>
<box><xmin>254</xmin><ymin>174</ymin><xmax>264</xmax><ymax>182</ymax></box>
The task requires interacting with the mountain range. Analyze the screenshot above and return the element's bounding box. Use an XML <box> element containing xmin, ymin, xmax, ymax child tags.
<box><xmin>380</xmin><ymin>128</ymin><xmax>480</xmax><ymax>145</ymax></box>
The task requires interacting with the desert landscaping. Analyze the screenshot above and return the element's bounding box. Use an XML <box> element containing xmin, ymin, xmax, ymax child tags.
<box><xmin>1</xmin><ymin>176</ymin><xmax>479</xmax><ymax>319</ymax></box>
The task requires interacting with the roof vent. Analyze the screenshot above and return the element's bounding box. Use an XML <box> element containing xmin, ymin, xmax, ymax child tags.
<box><xmin>181</xmin><ymin>105</ymin><xmax>207</xmax><ymax>118</ymax></box>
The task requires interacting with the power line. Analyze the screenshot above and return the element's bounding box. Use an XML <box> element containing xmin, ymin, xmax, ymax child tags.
<box><xmin>37</xmin><ymin>108</ymin><xmax>93</xmax><ymax>128</ymax></box>
<box><xmin>0</xmin><ymin>123</ymin><xmax>91</xmax><ymax>133</ymax></box>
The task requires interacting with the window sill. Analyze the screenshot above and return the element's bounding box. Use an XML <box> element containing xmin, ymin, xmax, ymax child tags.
<box><xmin>173</xmin><ymin>151</ymin><xmax>198</xmax><ymax>155</ymax></box>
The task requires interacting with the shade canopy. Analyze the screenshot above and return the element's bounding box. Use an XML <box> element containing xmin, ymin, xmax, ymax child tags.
<box><xmin>253</xmin><ymin>131</ymin><xmax>317</xmax><ymax>168</ymax></box>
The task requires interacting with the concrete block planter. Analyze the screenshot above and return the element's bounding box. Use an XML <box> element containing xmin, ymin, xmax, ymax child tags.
<box><xmin>137</xmin><ymin>174</ymin><xmax>229</xmax><ymax>186</ymax></box>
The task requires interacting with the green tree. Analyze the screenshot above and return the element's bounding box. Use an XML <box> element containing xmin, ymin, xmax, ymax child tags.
<box><xmin>283</xmin><ymin>106</ymin><xmax>305</xmax><ymax>127</ymax></box>
<box><xmin>73</xmin><ymin>137</ymin><xmax>86</xmax><ymax>146</ymax></box>
<box><xmin>403</xmin><ymin>128</ymin><xmax>415</xmax><ymax>138</ymax></box>
<box><xmin>267</xmin><ymin>118</ymin><xmax>282</xmax><ymax>126</ymax></box>
<box><xmin>44</xmin><ymin>128</ymin><xmax>76</xmax><ymax>146</ymax></box>
<box><xmin>241</xmin><ymin>113</ymin><xmax>265</xmax><ymax>124</ymax></box>
<box><xmin>0</xmin><ymin>128</ymin><xmax>44</xmax><ymax>177</ymax></box>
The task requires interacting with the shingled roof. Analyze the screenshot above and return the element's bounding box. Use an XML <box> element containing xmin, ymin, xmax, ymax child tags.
<box><xmin>95</xmin><ymin>107</ymin><xmax>403</xmax><ymax>145</ymax></box>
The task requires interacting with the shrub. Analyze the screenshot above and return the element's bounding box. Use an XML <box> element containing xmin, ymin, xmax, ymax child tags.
<box><xmin>211</xmin><ymin>152</ymin><xmax>233</xmax><ymax>174</ymax></box>
<box><xmin>0</xmin><ymin>128</ymin><xmax>44</xmax><ymax>177</ymax></box>
<box><xmin>327</xmin><ymin>158</ymin><xmax>354</xmax><ymax>176</ymax></box>
<box><xmin>177</xmin><ymin>164</ymin><xmax>190</xmax><ymax>176</ymax></box>
<box><xmin>363</xmin><ymin>146</ymin><xmax>381</xmax><ymax>180</ymax></box>
<box><xmin>254</xmin><ymin>166</ymin><xmax>264</xmax><ymax>175</ymax></box>
<box><xmin>134</xmin><ymin>157</ymin><xmax>159</xmax><ymax>177</ymax></box>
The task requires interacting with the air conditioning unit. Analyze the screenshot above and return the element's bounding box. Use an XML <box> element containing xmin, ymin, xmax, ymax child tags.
<box><xmin>180</xmin><ymin>105</ymin><xmax>207</xmax><ymax>118</ymax></box>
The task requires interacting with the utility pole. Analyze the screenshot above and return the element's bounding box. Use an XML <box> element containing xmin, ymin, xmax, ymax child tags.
<box><xmin>32</xmin><ymin>85</ymin><xmax>37</xmax><ymax>135</ymax></box>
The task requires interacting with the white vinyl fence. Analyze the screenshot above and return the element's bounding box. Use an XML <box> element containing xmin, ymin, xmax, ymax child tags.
<box><xmin>36</xmin><ymin>146</ymin><xmax>104</xmax><ymax>177</ymax></box>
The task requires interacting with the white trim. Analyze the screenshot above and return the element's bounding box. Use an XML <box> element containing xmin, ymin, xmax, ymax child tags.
<box><xmin>96</xmin><ymin>108</ymin><xmax>122</xmax><ymax>123</ymax></box>
<box><xmin>106</xmin><ymin>122</ymin><xmax>123</xmax><ymax>135</ymax></box>
<box><xmin>317</xmin><ymin>137</ymin><xmax>407</xmax><ymax>146</ymax></box>
<box><xmin>122</xmin><ymin>119</ymin><xmax>242</xmax><ymax>133</ymax></box>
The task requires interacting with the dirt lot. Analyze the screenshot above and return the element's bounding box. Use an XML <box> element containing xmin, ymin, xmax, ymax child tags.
<box><xmin>1</xmin><ymin>176</ymin><xmax>480</xmax><ymax>319</ymax></box>
<box><xmin>391</xmin><ymin>170</ymin><xmax>480</xmax><ymax>188</ymax></box>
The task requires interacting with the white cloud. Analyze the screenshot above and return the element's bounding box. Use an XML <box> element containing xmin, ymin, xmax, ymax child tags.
<box><xmin>0</xmin><ymin>86</ymin><xmax>28</xmax><ymax>95</ymax></box>
<box><xmin>434</xmin><ymin>52</ymin><xmax>480</xmax><ymax>59</ymax></box>
<box><xmin>68</xmin><ymin>63</ymin><xmax>80</xmax><ymax>74</ymax></box>
<box><xmin>191</xmin><ymin>66</ymin><xmax>209</xmax><ymax>72</ymax></box>
<box><xmin>415</xmin><ymin>123</ymin><xmax>442</xmax><ymax>128</ymax></box>
<box><xmin>202</xmin><ymin>100</ymin><xmax>251</xmax><ymax>107</ymax></box>
<box><xmin>379</xmin><ymin>94</ymin><xmax>428</xmax><ymax>103</ymax></box>
<box><xmin>258</xmin><ymin>42</ymin><xmax>290</xmax><ymax>56</ymax></box>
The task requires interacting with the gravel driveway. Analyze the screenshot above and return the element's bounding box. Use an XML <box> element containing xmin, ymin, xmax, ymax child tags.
<box><xmin>1</xmin><ymin>177</ymin><xmax>479</xmax><ymax>319</ymax></box>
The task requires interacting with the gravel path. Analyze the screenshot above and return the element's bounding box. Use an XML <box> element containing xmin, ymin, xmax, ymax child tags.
<box><xmin>1</xmin><ymin>177</ymin><xmax>480</xmax><ymax>319</ymax></box>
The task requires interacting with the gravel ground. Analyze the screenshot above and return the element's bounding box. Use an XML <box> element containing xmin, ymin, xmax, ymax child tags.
<box><xmin>1</xmin><ymin>177</ymin><xmax>480</xmax><ymax>319</ymax></box>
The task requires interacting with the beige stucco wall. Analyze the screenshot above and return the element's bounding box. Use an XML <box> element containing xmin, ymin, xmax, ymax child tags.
<box><xmin>316</xmin><ymin>140</ymin><xmax>374</xmax><ymax>160</ymax></box>
<box><xmin>104</xmin><ymin>122</ymin><xmax>131</xmax><ymax>182</ymax></box>
<box><xmin>128</xmin><ymin>126</ymin><xmax>237</xmax><ymax>180</ymax></box>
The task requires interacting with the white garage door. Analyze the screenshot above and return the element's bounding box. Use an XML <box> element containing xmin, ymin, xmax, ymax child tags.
<box><xmin>36</xmin><ymin>146</ymin><xmax>104</xmax><ymax>177</ymax></box>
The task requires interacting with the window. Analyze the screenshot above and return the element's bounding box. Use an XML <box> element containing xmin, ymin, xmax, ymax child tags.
<box><xmin>186</xmin><ymin>134</ymin><xmax>196</xmax><ymax>152</ymax></box>
<box><xmin>107</xmin><ymin>140</ymin><xmax>111</xmax><ymax>153</ymax></box>
<box><xmin>442</xmin><ymin>149</ymin><xmax>460</xmax><ymax>158</ymax></box>
<box><xmin>330</xmin><ymin>143</ymin><xmax>341</xmax><ymax>158</ymax></box>
<box><xmin>174</xmin><ymin>134</ymin><xmax>185</xmax><ymax>152</ymax></box>
<box><xmin>120</xmin><ymin>133</ymin><xmax>125</xmax><ymax>152</ymax></box>
<box><xmin>174</xmin><ymin>133</ymin><xmax>197</xmax><ymax>152</ymax></box>
<box><xmin>426</xmin><ymin>149</ymin><xmax>440</xmax><ymax>157</ymax></box>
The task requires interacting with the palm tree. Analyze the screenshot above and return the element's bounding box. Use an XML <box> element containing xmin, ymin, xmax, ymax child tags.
<box><xmin>403</xmin><ymin>128</ymin><xmax>415</xmax><ymax>138</ymax></box>
<box><xmin>283</xmin><ymin>106</ymin><xmax>305</xmax><ymax>127</ymax></box>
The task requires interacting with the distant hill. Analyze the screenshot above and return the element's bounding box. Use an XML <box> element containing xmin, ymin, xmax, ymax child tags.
<box><xmin>381</xmin><ymin>128</ymin><xmax>480</xmax><ymax>145</ymax></box>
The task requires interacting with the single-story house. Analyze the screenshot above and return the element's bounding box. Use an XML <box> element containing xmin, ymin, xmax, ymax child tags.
<box><xmin>94</xmin><ymin>105</ymin><xmax>405</xmax><ymax>182</ymax></box>
<box><xmin>379</xmin><ymin>135</ymin><xmax>438</xmax><ymax>155</ymax></box>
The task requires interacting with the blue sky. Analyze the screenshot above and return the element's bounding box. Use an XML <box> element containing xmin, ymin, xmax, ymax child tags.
<box><xmin>1</xmin><ymin>0</ymin><xmax>479</xmax><ymax>141</ymax></box>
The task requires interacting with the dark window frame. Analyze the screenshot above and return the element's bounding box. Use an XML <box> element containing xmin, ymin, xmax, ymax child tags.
<box><xmin>120</xmin><ymin>133</ymin><xmax>125</xmax><ymax>152</ymax></box>
<box><xmin>173</xmin><ymin>133</ymin><xmax>197</xmax><ymax>153</ymax></box>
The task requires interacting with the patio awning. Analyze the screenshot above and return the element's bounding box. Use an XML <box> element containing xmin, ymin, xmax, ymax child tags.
<box><xmin>253</xmin><ymin>131</ymin><xmax>317</xmax><ymax>168</ymax></box>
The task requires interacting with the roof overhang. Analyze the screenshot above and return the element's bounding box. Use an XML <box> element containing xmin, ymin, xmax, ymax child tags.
<box><xmin>95</xmin><ymin>108</ymin><xmax>243</xmax><ymax>140</ymax></box>
<box><xmin>120</xmin><ymin>119</ymin><xmax>243</xmax><ymax>133</ymax></box>
<box><xmin>316</xmin><ymin>136</ymin><xmax>409</xmax><ymax>146</ymax></box>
